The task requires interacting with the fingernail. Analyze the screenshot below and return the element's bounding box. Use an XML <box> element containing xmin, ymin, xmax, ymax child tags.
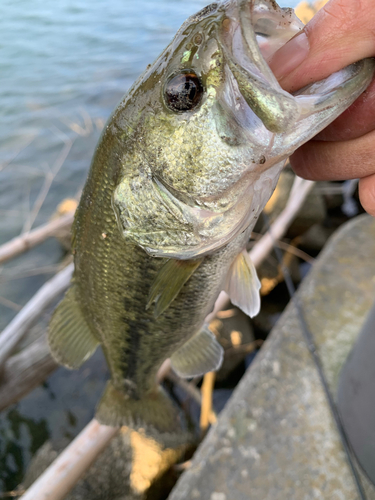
<box><xmin>269</xmin><ymin>32</ymin><xmax>310</xmax><ymax>80</ymax></box>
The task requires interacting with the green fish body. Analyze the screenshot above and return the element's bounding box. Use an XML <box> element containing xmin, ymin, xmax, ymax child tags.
<box><xmin>48</xmin><ymin>0</ymin><xmax>374</xmax><ymax>439</ymax></box>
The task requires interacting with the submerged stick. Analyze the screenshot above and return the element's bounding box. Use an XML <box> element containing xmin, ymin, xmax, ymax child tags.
<box><xmin>0</xmin><ymin>212</ymin><xmax>74</xmax><ymax>265</ymax></box>
<box><xmin>0</xmin><ymin>263</ymin><xmax>73</xmax><ymax>368</ymax></box>
<box><xmin>19</xmin><ymin>419</ymin><xmax>119</xmax><ymax>500</ymax></box>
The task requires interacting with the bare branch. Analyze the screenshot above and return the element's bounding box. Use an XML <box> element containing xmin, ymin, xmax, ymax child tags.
<box><xmin>0</xmin><ymin>264</ymin><xmax>63</xmax><ymax>285</ymax></box>
<box><xmin>0</xmin><ymin>134</ymin><xmax>37</xmax><ymax>172</ymax></box>
<box><xmin>0</xmin><ymin>296</ymin><xmax>22</xmax><ymax>311</ymax></box>
<box><xmin>0</xmin><ymin>211</ymin><xmax>74</xmax><ymax>265</ymax></box>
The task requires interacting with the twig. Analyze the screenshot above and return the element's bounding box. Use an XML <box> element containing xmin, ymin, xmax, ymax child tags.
<box><xmin>270</xmin><ymin>239</ymin><xmax>314</xmax><ymax>264</ymax></box>
<box><xmin>0</xmin><ymin>296</ymin><xmax>22</xmax><ymax>311</ymax></box>
<box><xmin>0</xmin><ymin>134</ymin><xmax>37</xmax><ymax>172</ymax></box>
<box><xmin>206</xmin><ymin>178</ymin><xmax>315</xmax><ymax>323</ymax></box>
<box><xmin>0</xmin><ymin>211</ymin><xmax>74</xmax><ymax>265</ymax></box>
<box><xmin>59</xmin><ymin>108</ymin><xmax>93</xmax><ymax>137</ymax></box>
<box><xmin>167</xmin><ymin>370</ymin><xmax>217</xmax><ymax>425</ymax></box>
<box><xmin>251</xmin><ymin>232</ymin><xmax>315</xmax><ymax>264</ymax></box>
<box><xmin>19</xmin><ymin>419</ymin><xmax>119</xmax><ymax>500</ymax></box>
<box><xmin>0</xmin><ymin>263</ymin><xmax>73</xmax><ymax>368</ymax></box>
<box><xmin>0</xmin><ymin>264</ymin><xmax>63</xmax><ymax>284</ymax></box>
<box><xmin>22</xmin><ymin>139</ymin><xmax>73</xmax><ymax>233</ymax></box>
<box><xmin>200</xmin><ymin>372</ymin><xmax>217</xmax><ymax>432</ymax></box>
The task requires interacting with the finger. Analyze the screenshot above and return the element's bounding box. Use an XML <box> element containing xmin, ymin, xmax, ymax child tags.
<box><xmin>289</xmin><ymin>129</ymin><xmax>375</xmax><ymax>180</ymax></box>
<box><xmin>359</xmin><ymin>173</ymin><xmax>375</xmax><ymax>216</ymax></box>
<box><xmin>314</xmin><ymin>76</ymin><xmax>375</xmax><ymax>141</ymax></box>
<box><xmin>269</xmin><ymin>0</ymin><xmax>375</xmax><ymax>93</ymax></box>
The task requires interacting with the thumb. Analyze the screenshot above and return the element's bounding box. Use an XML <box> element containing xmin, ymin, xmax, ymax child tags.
<box><xmin>269</xmin><ymin>0</ymin><xmax>375</xmax><ymax>93</ymax></box>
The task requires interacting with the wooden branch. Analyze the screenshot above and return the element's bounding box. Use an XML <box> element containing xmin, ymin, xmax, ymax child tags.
<box><xmin>0</xmin><ymin>336</ymin><xmax>57</xmax><ymax>412</ymax></box>
<box><xmin>0</xmin><ymin>263</ymin><xmax>73</xmax><ymax>369</ymax></box>
<box><xmin>19</xmin><ymin>419</ymin><xmax>119</xmax><ymax>500</ymax></box>
<box><xmin>0</xmin><ymin>211</ymin><xmax>74</xmax><ymax>265</ymax></box>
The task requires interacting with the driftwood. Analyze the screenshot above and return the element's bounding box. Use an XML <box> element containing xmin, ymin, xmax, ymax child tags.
<box><xmin>0</xmin><ymin>211</ymin><xmax>74</xmax><ymax>265</ymax></box>
<box><xmin>17</xmin><ymin>178</ymin><xmax>315</xmax><ymax>500</ymax></box>
<box><xmin>0</xmin><ymin>263</ymin><xmax>73</xmax><ymax>369</ymax></box>
<box><xmin>0</xmin><ymin>336</ymin><xmax>57</xmax><ymax>412</ymax></box>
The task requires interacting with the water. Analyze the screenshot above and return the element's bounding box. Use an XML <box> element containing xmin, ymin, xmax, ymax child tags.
<box><xmin>0</xmin><ymin>0</ymin><xmax>300</xmax><ymax>492</ymax></box>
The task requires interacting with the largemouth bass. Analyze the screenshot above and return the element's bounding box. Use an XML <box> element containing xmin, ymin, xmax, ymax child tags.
<box><xmin>48</xmin><ymin>0</ymin><xmax>374</xmax><ymax>439</ymax></box>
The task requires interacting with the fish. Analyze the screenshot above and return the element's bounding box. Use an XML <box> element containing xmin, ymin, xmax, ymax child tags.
<box><xmin>48</xmin><ymin>0</ymin><xmax>374</xmax><ymax>441</ymax></box>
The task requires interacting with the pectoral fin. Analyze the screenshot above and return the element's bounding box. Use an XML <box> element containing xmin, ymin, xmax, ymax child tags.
<box><xmin>48</xmin><ymin>285</ymin><xmax>99</xmax><ymax>369</ymax></box>
<box><xmin>170</xmin><ymin>325</ymin><xmax>224</xmax><ymax>378</ymax></box>
<box><xmin>225</xmin><ymin>250</ymin><xmax>261</xmax><ymax>318</ymax></box>
<box><xmin>147</xmin><ymin>258</ymin><xmax>203</xmax><ymax>318</ymax></box>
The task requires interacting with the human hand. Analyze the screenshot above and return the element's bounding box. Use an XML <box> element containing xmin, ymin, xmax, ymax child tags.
<box><xmin>269</xmin><ymin>0</ymin><xmax>375</xmax><ymax>216</ymax></box>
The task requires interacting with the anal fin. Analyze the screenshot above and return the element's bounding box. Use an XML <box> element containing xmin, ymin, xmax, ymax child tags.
<box><xmin>170</xmin><ymin>325</ymin><xmax>224</xmax><ymax>378</ymax></box>
<box><xmin>225</xmin><ymin>250</ymin><xmax>261</xmax><ymax>318</ymax></box>
<box><xmin>147</xmin><ymin>258</ymin><xmax>203</xmax><ymax>318</ymax></box>
<box><xmin>48</xmin><ymin>285</ymin><xmax>99</xmax><ymax>369</ymax></box>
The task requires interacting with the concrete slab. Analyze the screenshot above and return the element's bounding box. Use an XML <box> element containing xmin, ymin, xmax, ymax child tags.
<box><xmin>169</xmin><ymin>215</ymin><xmax>375</xmax><ymax>500</ymax></box>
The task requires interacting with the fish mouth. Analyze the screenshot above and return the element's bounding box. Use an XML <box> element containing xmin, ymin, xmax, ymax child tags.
<box><xmin>219</xmin><ymin>0</ymin><xmax>303</xmax><ymax>133</ymax></box>
<box><xmin>222</xmin><ymin>0</ymin><xmax>302</xmax><ymax>88</ymax></box>
<box><xmin>220</xmin><ymin>0</ymin><xmax>374</xmax><ymax>136</ymax></box>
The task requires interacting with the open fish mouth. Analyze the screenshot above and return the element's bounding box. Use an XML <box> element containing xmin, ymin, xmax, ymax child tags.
<box><xmin>220</xmin><ymin>0</ymin><xmax>375</xmax><ymax>135</ymax></box>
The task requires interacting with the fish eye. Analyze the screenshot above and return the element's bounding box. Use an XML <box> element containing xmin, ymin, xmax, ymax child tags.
<box><xmin>164</xmin><ymin>72</ymin><xmax>204</xmax><ymax>112</ymax></box>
